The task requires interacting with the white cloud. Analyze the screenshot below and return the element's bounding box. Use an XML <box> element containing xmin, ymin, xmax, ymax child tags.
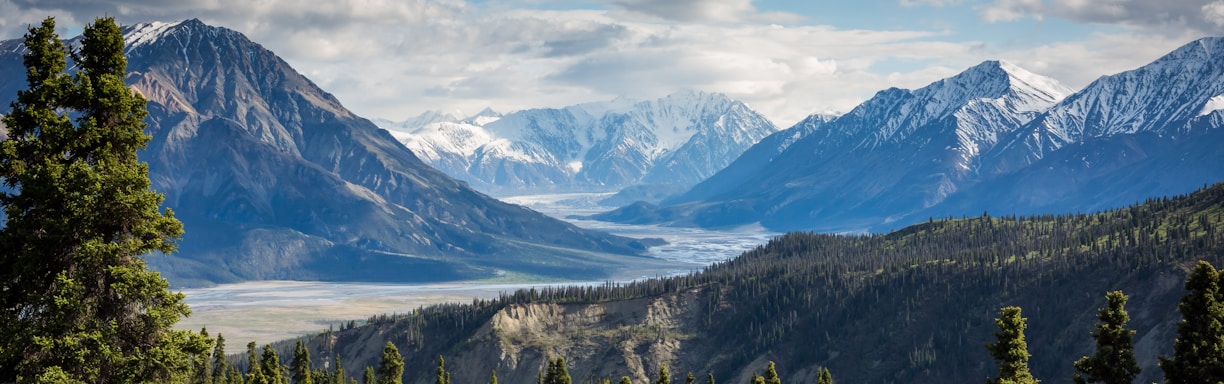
<box><xmin>980</xmin><ymin>0</ymin><xmax>1224</xmax><ymax>35</ymax></box>
<box><xmin>0</xmin><ymin>0</ymin><xmax>1205</xmax><ymax>128</ymax></box>
<box><xmin>1205</xmin><ymin>1</ymin><xmax>1224</xmax><ymax>27</ymax></box>
<box><xmin>979</xmin><ymin>0</ymin><xmax>1043</xmax><ymax>22</ymax></box>
<box><xmin>899</xmin><ymin>0</ymin><xmax>966</xmax><ymax>7</ymax></box>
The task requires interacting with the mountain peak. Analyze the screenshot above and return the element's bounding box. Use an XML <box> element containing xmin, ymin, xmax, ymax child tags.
<box><xmin>914</xmin><ymin>60</ymin><xmax>1071</xmax><ymax>118</ymax></box>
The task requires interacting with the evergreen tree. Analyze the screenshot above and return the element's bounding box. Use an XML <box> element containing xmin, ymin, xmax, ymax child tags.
<box><xmin>248</xmin><ymin>342</ymin><xmax>264</xmax><ymax>384</ymax></box>
<box><xmin>762</xmin><ymin>362</ymin><xmax>780</xmax><ymax>384</ymax></box>
<box><xmin>332</xmin><ymin>354</ymin><xmax>347</xmax><ymax>384</ymax></box>
<box><xmin>261</xmin><ymin>344</ymin><xmax>284</xmax><ymax>384</ymax></box>
<box><xmin>0</xmin><ymin>16</ymin><xmax>206</xmax><ymax>383</ymax></box>
<box><xmin>815</xmin><ymin>367</ymin><xmax>833</xmax><ymax>384</ymax></box>
<box><xmin>707</xmin><ymin>373</ymin><xmax>715</xmax><ymax>384</ymax></box>
<box><xmin>544</xmin><ymin>357</ymin><xmax>571</xmax><ymax>384</ymax></box>
<box><xmin>193</xmin><ymin>328</ymin><xmax>213</xmax><ymax>384</ymax></box>
<box><xmin>751</xmin><ymin>375</ymin><xmax>765</xmax><ymax>384</ymax></box>
<box><xmin>1160</xmin><ymin>261</ymin><xmax>1224</xmax><ymax>383</ymax></box>
<box><xmin>227</xmin><ymin>366</ymin><xmax>244</xmax><ymax>384</ymax></box>
<box><xmin>435</xmin><ymin>356</ymin><xmax>451</xmax><ymax>384</ymax></box>
<box><xmin>293</xmin><ymin>340</ymin><xmax>314</xmax><ymax>384</ymax></box>
<box><xmin>655</xmin><ymin>365</ymin><xmax>670</xmax><ymax>384</ymax></box>
<box><xmin>377</xmin><ymin>341</ymin><xmax>404</xmax><ymax>384</ymax></box>
<box><xmin>620</xmin><ymin>376</ymin><xmax>633</xmax><ymax>384</ymax></box>
<box><xmin>686</xmin><ymin>372</ymin><xmax>696</xmax><ymax>384</ymax></box>
<box><xmin>364</xmin><ymin>367</ymin><xmax>376</xmax><ymax>384</ymax></box>
<box><xmin>213</xmin><ymin>334</ymin><xmax>229</xmax><ymax>384</ymax></box>
<box><xmin>1073</xmin><ymin>291</ymin><xmax>1140</xmax><ymax>384</ymax></box>
<box><xmin>986</xmin><ymin>306</ymin><xmax>1038</xmax><ymax>384</ymax></box>
<box><xmin>489</xmin><ymin>370</ymin><xmax>498</xmax><ymax>384</ymax></box>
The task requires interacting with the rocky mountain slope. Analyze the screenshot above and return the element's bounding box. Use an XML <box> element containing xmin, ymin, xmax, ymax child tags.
<box><xmin>0</xmin><ymin>19</ymin><xmax>659</xmax><ymax>287</ymax></box>
<box><xmin>382</xmin><ymin>91</ymin><xmax>778</xmax><ymax>196</ymax></box>
<box><xmin>599</xmin><ymin>38</ymin><xmax>1224</xmax><ymax>232</ymax></box>
<box><xmin>596</xmin><ymin>60</ymin><xmax>1074</xmax><ymax>231</ymax></box>
<box><xmin>290</xmin><ymin>183</ymin><xmax>1224</xmax><ymax>384</ymax></box>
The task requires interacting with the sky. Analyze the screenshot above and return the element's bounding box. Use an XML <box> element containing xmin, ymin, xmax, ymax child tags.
<box><xmin>1</xmin><ymin>0</ymin><xmax>1222</xmax><ymax>127</ymax></box>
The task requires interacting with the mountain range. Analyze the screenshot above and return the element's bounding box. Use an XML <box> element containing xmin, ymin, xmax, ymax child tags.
<box><xmin>0</xmin><ymin>19</ymin><xmax>662</xmax><ymax>287</ymax></box>
<box><xmin>379</xmin><ymin>91</ymin><xmax>778</xmax><ymax>197</ymax></box>
<box><xmin>595</xmin><ymin>38</ymin><xmax>1224</xmax><ymax>232</ymax></box>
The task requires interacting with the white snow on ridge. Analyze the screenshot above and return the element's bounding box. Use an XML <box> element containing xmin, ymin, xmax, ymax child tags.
<box><xmin>1199</xmin><ymin>95</ymin><xmax>1224</xmax><ymax>117</ymax></box>
<box><xmin>124</xmin><ymin>21</ymin><xmax>184</xmax><ymax>49</ymax></box>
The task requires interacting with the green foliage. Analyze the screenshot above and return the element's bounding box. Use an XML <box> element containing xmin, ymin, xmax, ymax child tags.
<box><xmin>489</xmin><ymin>370</ymin><xmax>498</xmax><ymax>384</ymax></box>
<box><xmin>815</xmin><ymin>367</ymin><xmax>832</xmax><ymax>384</ymax></box>
<box><xmin>1160</xmin><ymin>261</ymin><xmax>1224</xmax><ymax>383</ymax></box>
<box><xmin>620</xmin><ymin>376</ymin><xmax>634</xmax><ymax>384</ymax></box>
<box><xmin>686</xmin><ymin>371</ymin><xmax>695</xmax><ymax>384</ymax></box>
<box><xmin>435</xmin><ymin>356</ymin><xmax>450</xmax><ymax>384</ymax></box>
<box><xmin>377</xmin><ymin>341</ymin><xmax>403</xmax><ymax>384</ymax></box>
<box><xmin>544</xmin><ymin>357</ymin><xmax>572</xmax><ymax>384</ymax></box>
<box><xmin>364</xmin><ymin>367</ymin><xmax>376</xmax><ymax>384</ymax></box>
<box><xmin>325</xmin><ymin>183</ymin><xmax>1224</xmax><ymax>383</ymax></box>
<box><xmin>333</xmin><ymin>354</ymin><xmax>348</xmax><ymax>384</ymax></box>
<box><xmin>986</xmin><ymin>307</ymin><xmax>1037</xmax><ymax>384</ymax></box>
<box><xmin>761</xmin><ymin>362</ymin><xmax>780</xmax><ymax>384</ymax></box>
<box><xmin>707</xmin><ymin>373</ymin><xmax>715</xmax><ymax>384</ymax></box>
<box><xmin>293</xmin><ymin>340</ymin><xmax>314</xmax><ymax>384</ymax></box>
<box><xmin>654</xmin><ymin>365</ymin><xmax>669</xmax><ymax>384</ymax></box>
<box><xmin>1072</xmin><ymin>291</ymin><xmax>1140</xmax><ymax>384</ymax></box>
<box><xmin>0</xmin><ymin>15</ymin><xmax>206</xmax><ymax>383</ymax></box>
<box><xmin>260</xmin><ymin>344</ymin><xmax>285</xmax><ymax>384</ymax></box>
<box><xmin>213</xmin><ymin>334</ymin><xmax>229</xmax><ymax>384</ymax></box>
<box><xmin>193</xmin><ymin>328</ymin><xmax>214</xmax><ymax>384</ymax></box>
<box><xmin>248</xmin><ymin>342</ymin><xmax>264</xmax><ymax>383</ymax></box>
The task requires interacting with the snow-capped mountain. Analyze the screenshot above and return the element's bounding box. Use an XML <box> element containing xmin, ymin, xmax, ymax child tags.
<box><xmin>382</xmin><ymin>91</ymin><xmax>778</xmax><ymax>195</ymax></box>
<box><xmin>596</xmin><ymin>60</ymin><xmax>1075</xmax><ymax>230</ymax></box>
<box><xmin>600</xmin><ymin>38</ymin><xmax>1224</xmax><ymax>232</ymax></box>
<box><xmin>987</xmin><ymin>36</ymin><xmax>1224</xmax><ymax>174</ymax></box>
<box><xmin>935</xmin><ymin>36</ymin><xmax>1224</xmax><ymax>217</ymax></box>
<box><xmin>0</xmin><ymin>19</ymin><xmax>654</xmax><ymax>286</ymax></box>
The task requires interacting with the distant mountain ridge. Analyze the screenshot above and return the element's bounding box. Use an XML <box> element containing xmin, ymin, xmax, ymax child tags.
<box><xmin>596</xmin><ymin>60</ymin><xmax>1077</xmax><ymax>230</ymax></box>
<box><xmin>597</xmin><ymin>38</ymin><xmax>1224</xmax><ymax>232</ymax></box>
<box><xmin>0</xmin><ymin>19</ymin><xmax>660</xmax><ymax>287</ymax></box>
<box><xmin>380</xmin><ymin>91</ymin><xmax>778</xmax><ymax>196</ymax></box>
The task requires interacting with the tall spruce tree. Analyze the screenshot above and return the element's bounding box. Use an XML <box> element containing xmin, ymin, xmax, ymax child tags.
<box><xmin>707</xmin><ymin>373</ymin><xmax>715</xmax><ymax>384</ymax></box>
<box><xmin>293</xmin><ymin>340</ymin><xmax>314</xmax><ymax>384</ymax></box>
<box><xmin>686</xmin><ymin>372</ymin><xmax>696</xmax><ymax>384</ymax></box>
<box><xmin>1073</xmin><ymin>291</ymin><xmax>1140</xmax><ymax>384</ymax></box>
<box><xmin>435</xmin><ymin>356</ymin><xmax>451</xmax><ymax>384</ymax></box>
<box><xmin>377</xmin><ymin>341</ymin><xmax>403</xmax><ymax>384</ymax></box>
<box><xmin>620</xmin><ymin>376</ymin><xmax>633</xmax><ymax>384</ymax></box>
<box><xmin>489</xmin><ymin>370</ymin><xmax>498</xmax><ymax>384</ymax></box>
<box><xmin>261</xmin><ymin>344</ymin><xmax>285</xmax><ymax>384</ymax></box>
<box><xmin>193</xmin><ymin>328</ymin><xmax>214</xmax><ymax>384</ymax></box>
<box><xmin>1160</xmin><ymin>261</ymin><xmax>1224</xmax><ymax>383</ymax></box>
<box><xmin>544</xmin><ymin>357</ymin><xmax>571</xmax><ymax>384</ymax></box>
<box><xmin>248</xmin><ymin>342</ymin><xmax>264</xmax><ymax>383</ymax></box>
<box><xmin>654</xmin><ymin>365</ymin><xmax>670</xmax><ymax>384</ymax></box>
<box><xmin>762</xmin><ymin>362</ymin><xmax>780</xmax><ymax>384</ymax></box>
<box><xmin>986</xmin><ymin>306</ymin><xmax>1038</xmax><ymax>384</ymax></box>
<box><xmin>815</xmin><ymin>367</ymin><xmax>833</xmax><ymax>384</ymax></box>
<box><xmin>213</xmin><ymin>334</ymin><xmax>229</xmax><ymax>384</ymax></box>
<box><xmin>333</xmin><ymin>354</ymin><xmax>348</xmax><ymax>384</ymax></box>
<box><xmin>0</xmin><ymin>16</ymin><xmax>206</xmax><ymax>383</ymax></box>
<box><xmin>364</xmin><ymin>367</ymin><xmax>376</xmax><ymax>384</ymax></box>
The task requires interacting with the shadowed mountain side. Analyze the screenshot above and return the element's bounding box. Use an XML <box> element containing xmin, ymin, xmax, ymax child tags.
<box><xmin>0</xmin><ymin>19</ymin><xmax>660</xmax><ymax>287</ymax></box>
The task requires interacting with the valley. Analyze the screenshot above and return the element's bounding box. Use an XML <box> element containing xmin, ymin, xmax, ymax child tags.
<box><xmin>177</xmin><ymin>193</ymin><xmax>777</xmax><ymax>345</ymax></box>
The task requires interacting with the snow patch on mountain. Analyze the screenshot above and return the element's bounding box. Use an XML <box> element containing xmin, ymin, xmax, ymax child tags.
<box><xmin>123</xmin><ymin>20</ymin><xmax>184</xmax><ymax>49</ymax></box>
<box><xmin>1200</xmin><ymin>95</ymin><xmax>1224</xmax><ymax>117</ymax></box>
<box><xmin>384</xmin><ymin>91</ymin><xmax>777</xmax><ymax>194</ymax></box>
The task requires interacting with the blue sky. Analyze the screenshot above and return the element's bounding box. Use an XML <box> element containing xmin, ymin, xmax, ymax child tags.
<box><xmin>1</xmin><ymin>0</ymin><xmax>1220</xmax><ymax>125</ymax></box>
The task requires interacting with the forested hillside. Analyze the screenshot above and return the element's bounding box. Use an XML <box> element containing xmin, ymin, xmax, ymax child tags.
<box><xmin>287</xmin><ymin>183</ymin><xmax>1224</xmax><ymax>384</ymax></box>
